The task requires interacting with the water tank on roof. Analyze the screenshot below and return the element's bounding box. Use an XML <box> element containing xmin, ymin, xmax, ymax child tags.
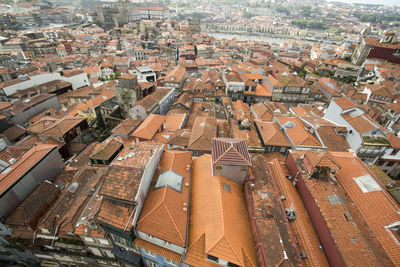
<box><xmin>283</xmin><ymin>121</ymin><xmax>295</xmax><ymax>129</ymax></box>
<box><xmin>17</xmin><ymin>74</ymin><xmax>28</xmax><ymax>80</ymax></box>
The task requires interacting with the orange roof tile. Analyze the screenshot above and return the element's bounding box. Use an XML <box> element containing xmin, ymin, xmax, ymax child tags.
<box><xmin>250</xmin><ymin>102</ymin><xmax>274</xmax><ymax>121</ymax></box>
<box><xmin>131</xmin><ymin>114</ymin><xmax>165</xmax><ymax>140</ymax></box>
<box><xmin>212</xmin><ymin>138</ymin><xmax>251</xmax><ymax>167</ymax></box>
<box><xmin>255</xmin><ymin>120</ymin><xmax>291</xmax><ymax>147</ymax></box>
<box><xmin>97</xmin><ymin>199</ymin><xmax>135</xmax><ymax>231</ymax></box>
<box><xmin>136</xmin><ymin>150</ymin><xmax>191</xmax><ymax>246</ymax></box>
<box><xmin>0</xmin><ymin>144</ymin><xmax>57</xmax><ymax>196</ymax></box>
<box><xmin>268</xmin><ymin>159</ymin><xmax>329</xmax><ymax>267</ymax></box>
<box><xmin>334</xmin><ymin>97</ymin><xmax>358</xmax><ymax>111</ymax></box>
<box><xmin>185</xmin><ymin>154</ymin><xmax>257</xmax><ymax>267</ymax></box>
<box><xmin>342</xmin><ymin>114</ymin><xmax>377</xmax><ymax>134</ymax></box>
<box><xmin>188</xmin><ymin>117</ymin><xmax>217</xmax><ymax>152</ymax></box>
<box><xmin>276</xmin><ymin>117</ymin><xmax>323</xmax><ymax>148</ymax></box>
<box><xmin>330</xmin><ymin>152</ymin><xmax>400</xmax><ymax>265</ymax></box>
<box><xmin>165</xmin><ymin>114</ymin><xmax>185</xmax><ymax>131</ymax></box>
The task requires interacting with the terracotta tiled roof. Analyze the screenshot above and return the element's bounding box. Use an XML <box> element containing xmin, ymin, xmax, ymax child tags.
<box><xmin>334</xmin><ymin>97</ymin><xmax>358</xmax><ymax>111</ymax></box>
<box><xmin>112</xmin><ymin>118</ymin><xmax>141</xmax><ymax>137</ymax></box>
<box><xmin>172</xmin><ymin>92</ymin><xmax>192</xmax><ymax>109</ymax></box>
<box><xmin>268</xmin><ymin>159</ymin><xmax>329</xmax><ymax>267</ymax></box>
<box><xmin>135</xmin><ymin>89</ymin><xmax>172</xmax><ymax>111</ymax></box>
<box><xmin>188</xmin><ymin>117</ymin><xmax>217</xmax><ymax>152</ymax></box>
<box><xmin>342</xmin><ymin>114</ymin><xmax>377</xmax><ymax>134</ymax></box>
<box><xmin>0</xmin><ymin>102</ymin><xmax>12</xmax><ymax>111</ymax></box>
<box><xmin>276</xmin><ymin>117</ymin><xmax>322</xmax><ymax>148</ymax></box>
<box><xmin>136</xmin><ymin>150</ymin><xmax>191</xmax><ymax>246</ymax></box>
<box><xmin>0</xmin><ymin>125</ymin><xmax>26</xmax><ymax>142</ymax></box>
<box><xmin>89</xmin><ymin>137</ymin><xmax>123</xmax><ymax>161</ymax></box>
<box><xmin>164</xmin><ymin>65</ymin><xmax>186</xmax><ymax>83</ymax></box>
<box><xmin>99</xmin><ymin>142</ymin><xmax>162</xmax><ymax>202</ymax></box>
<box><xmin>330</xmin><ymin>152</ymin><xmax>400</xmax><ymax>265</ymax></box>
<box><xmin>167</xmin><ymin>129</ymin><xmax>192</xmax><ymax>147</ymax></box>
<box><xmin>232</xmin><ymin>100</ymin><xmax>250</xmax><ymax>121</ymax></box>
<box><xmin>255</xmin><ymin>120</ymin><xmax>291</xmax><ymax>147</ymax></box>
<box><xmin>231</xmin><ymin>124</ymin><xmax>262</xmax><ymax>148</ymax></box>
<box><xmin>250</xmin><ymin>102</ymin><xmax>274</xmax><ymax>121</ymax></box>
<box><xmin>386</xmin><ymin>132</ymin><xmax>400</xmax><ymax>149</ymax></box>
<box><xmin>5</xmin><ymin>180</ymin><xmax>60</xmax><ymax>228</ymax></box>
<box><xmin>99</xmin><ymin>165</ymin><xmax>143</xmax><ymax>202</ymax></box>
<box><xmin>165</xmin><ymin>114</ymin><xmax>185</xmax><ymax>131</ymax></box>
<box><xmin>97</xmin><ymin>199</ymin><xmax>135</xmax><ymax>231</ymax></box>
<box><xmin>316</xmin><ymin>126</ymin><xmax>350</xmax><ymax>152</ymax></box>
<box><xmin>38</xmin><ymin>167</ymin><xmax>106</xmax><ymax>236</ymax></box>
<box><xmin>212</xmin><ymin>138</ymin><xmax>251</xmax><ymax>167</ymax></box>
<box><xmin>0</xmin><ymin>144</ymin><xmax>57</xmax><ymax>196</ymax></box>
<box><xmin>186</xmin><ymin>154</ymin><xmax>257</xmax><ymax>267</ymax></box>
<box><xmin>131</xmin><ymin>114</ymin><xmax>165</xmax><ymax>140</ymax></box>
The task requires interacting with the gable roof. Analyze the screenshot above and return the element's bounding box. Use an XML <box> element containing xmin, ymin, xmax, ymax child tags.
<box><xmin>255</xmin><ymin>120</ymin><xmax>291</xmax><ymax>147</ymax></box>
<box><xmin>186</xmin><ymin>154</ymin><xmax>257</xmax><ymax>267</ymax></box>
<box><xmin>188</xmin><ymin>117</ymin><xmax>217</xmax><ymax>152</ymax></box>
<box><xmin>131</xmin><ymin>114</ymin><xmax>165</xmax><ymax>140</ymax></box>
<box><xmin>276</xmin><ymin>117</ymin><xmax>323</xmax><ymax>148</ymax></box>
<box><xmin>112</xmin><ymin>118</ymin><xmax>141</xmax><ymax>136</ymax></box>
<box><xmin>251</xmin><ymin>102</ymin><xmax>274</xmax><ymax>121</ymax></box>
<box><xmin>334</xmin><ymin>97</ymin><xmax>358</xmax><ymax>111</ymax></box>
<box><xmin>136</xmin><ymin>150</ymin><xmax>191</xmax><ymax>247</ymax></box>
<box><xmin>330</xmin><ymin>152</ymin><xmax>400</xmax><ymax>265</ymax></box>
<box><xmin>5</xmin><ymin>180</ymin><xmax>60</xmax><ymax>228</ymax></box>
<box><xmin>89</xmin><ymin>137</ymin><xmax>123</xmax><ymax>161</ymax></box>
<box><xmin>0</xmin><ymin>144</ymin><xmax>57</xmax><ymax>196</ymax></box>
<box><xmin>212</xmin><ymin>138</ymin><xmax>251</xmax><ymax>167</ymax></box>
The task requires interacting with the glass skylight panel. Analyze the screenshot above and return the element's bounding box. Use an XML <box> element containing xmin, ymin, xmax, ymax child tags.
<box><xmin>155</xmin><ymin>170</ymin><xmax>184</xmax><ymax>192</ymax></box>
<box><xmin>354</xmin><ymin>175</ymin><xmax>382</xmax><ymax>193</ymax></box>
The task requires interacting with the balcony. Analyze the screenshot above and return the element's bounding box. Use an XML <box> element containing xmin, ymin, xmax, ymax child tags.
<box><xmin>361</xmin><ymin>134</ymin><xmax>390</xmax><ymax>147</ymax></box>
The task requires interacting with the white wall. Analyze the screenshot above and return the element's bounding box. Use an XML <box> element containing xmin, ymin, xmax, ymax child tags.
<box><xmin>61</xmin><ymin>72</ymin><xmax>90</xmax><ymax>90</ymax></box>
<box><xmin>137</xmin><ymin>231</ymin><xmax>185</xmax><ymax>254</ymax></box>
<box><xmin>12</xmin><ymin>95</ymin><xmax>62</xmax><ymax>126</ymax></box>
<box><xmin>2</xmin><ymin>72</ymin><xmax>90</xmax><ymax>97</ymax></box>
<box><xmin>323</xmin><ymin>100</ymin><xmax>362</xmax><ymax>151</ymax></box>
<box><xmin>132</xmin><ymin>145</ymin><xmax>164</xmax><ymax>228</ymax></box>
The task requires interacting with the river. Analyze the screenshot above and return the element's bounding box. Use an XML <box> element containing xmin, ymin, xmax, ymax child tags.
<box><xmin>203</xmin><ymin>32</ymin><xmax>294</xmax><ymax>44</ymax></box>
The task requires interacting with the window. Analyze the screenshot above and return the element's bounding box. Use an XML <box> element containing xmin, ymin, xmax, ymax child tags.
<box><xmin>97</xmin><ymin>238</ymin><xmax>109</xmax><ymax>245</ymax></box>
<box><xmin>146</xmin><ymin>260</ymin><xmax>158</xmax><ymax>267</ymax></box>
<box><xmin>103</xmin><ymin>250</ymin><xmax>115</xmax><ymax>258</ymax></box>
<box><xmin>89</xmin><ymin>247</ymin><xmax>102</xmax><ymax>257</ymax></box>
<box><xmin>386</xmin><ymin>161</ymin><xmax>395</xmax><ymax>167</ymax></box>
<box><xmin>390</xmin><ymin>149</ymin><xmax>398</xmax><ymax>156</ymax></box>
<box><xmin>83</xmin><ymin>236</ymin><xmax>94</xmax><ymax>243</ymax></box>
<box><xmin>207</xmin><ymin>255</ymin><xmax>219</xmax><ymax>263</ymax></box>
<box><xmin>215</xmin><ymin>165</ymin><xmax>222</xmax><ymax>171</ymax></box>
<box><xmin>165</xmin><ymin>258</ymin><xmax>177</xmax><ymax>266</ymax></box>
<box><xmin>393</xmin><ymin>49</ymin><xmax>400</xmax><ymax>56</ymax></box>
<box><xmin>143</xmin><ymin>248</ymin><xmax>156</xmax><ymax>258</ymax></box>
<box><xmin>222</xmin><ymin>182</ymin><xmax>231</xmax><ymax>193</ymax></box>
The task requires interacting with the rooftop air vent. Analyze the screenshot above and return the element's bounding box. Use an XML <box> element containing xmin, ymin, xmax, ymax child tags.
<box><xmin>285</xmin><ymin>208</ymin><xmax>296</xmax><ymax>221</ymax></box>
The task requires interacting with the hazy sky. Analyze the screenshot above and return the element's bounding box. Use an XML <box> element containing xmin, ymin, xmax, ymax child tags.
<box><xmin>328</xmin><ymin>0</ymin><xmax>399</xmax><ymax>6</ymax></box>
